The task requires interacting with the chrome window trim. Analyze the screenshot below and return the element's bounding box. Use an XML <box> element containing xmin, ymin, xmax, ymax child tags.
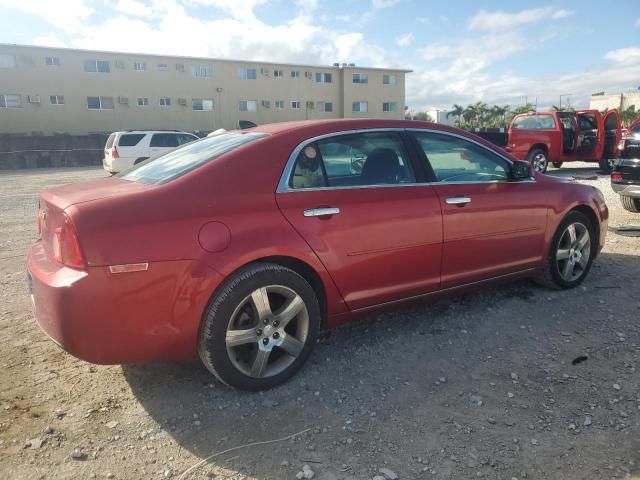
<box><xmin>276</xmin><ymin>127</ymin><xmax>534</xmax><ymax>193</ymax></box>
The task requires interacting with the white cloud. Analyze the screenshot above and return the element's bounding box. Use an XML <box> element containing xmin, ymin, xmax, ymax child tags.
<box><xmin>0</xmin><ymin>0</ymin><xmax>92</xmax><ymax>32</ymax></box>
<box><xmin>468</xmin><ymin>7</ymin><xmax>573</xmax><ymax>31</ymax></box>
<box><xmin>371</xmin><ymin>0</ymin><xmax>400</xmax><ymax>9</ymax></box>
<box><xmin>603</xmin><ymin>47</ymin><xmax>640</xmax><ymax>65</ymax></box>
<box><xmin>395</xmin><ymin>32</ymin><xmax>414</xmax><ymax>47</ymax></box>
<box><xmin>32</xmin><ymin>33</ymin><xmax>67</xmax><ymax>48</ymax></box>
<box><xmin>115</xmin><ymin>0</ymin><xmax>148</xmax><ymax>17</ymax></box>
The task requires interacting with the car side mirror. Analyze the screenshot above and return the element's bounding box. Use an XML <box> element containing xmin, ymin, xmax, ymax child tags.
<box><xmin>510</xmin><ymin>160</ymin><xmax>531</xmax><ymax>180</ymax></box>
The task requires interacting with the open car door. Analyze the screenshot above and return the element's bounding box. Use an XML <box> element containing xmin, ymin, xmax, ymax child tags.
<box><xmin>575</xmin><ymin>109</ymin><xmax>604</xmax><ymax>161</ymax></box>
<box><xmin>602</xmin><ymin>109</ymin><xmax>621</xmax><ymax>159</ymax></box>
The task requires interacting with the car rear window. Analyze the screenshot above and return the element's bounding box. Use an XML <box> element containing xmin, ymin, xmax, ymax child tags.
<box><xmin>118</xmin><ymin>134</ymin><xmax>146</xmax><ymax>147</ymax></box>
<box><xmin>512</xmin><ymin>115</ymin><xmax>556</xmax><ymax>130</ymax></box>
<box><xmin>105</xmin><ymin>133</ymin><xmax>116</xmax><ymax>149</ymax></box>
<box><xmin>118</xmin><ymin>132</ymin><xmax>268</xmax><ymax>184</ymax></box>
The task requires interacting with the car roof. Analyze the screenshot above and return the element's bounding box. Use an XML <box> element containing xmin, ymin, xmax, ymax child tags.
<box><xmin>114</xmin><ymin>130</ymin><xmax>195</xmax><ymax>135</ymax></box>
<box><xmin>248</xmin><ymin>118</ymin><xmax>468</xmax><ymax>138</ymax></box>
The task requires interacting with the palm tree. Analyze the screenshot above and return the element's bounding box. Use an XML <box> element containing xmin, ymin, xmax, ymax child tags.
<box><xmin>447</xmin><ymin>104</ymin><xmax>464</xmax><ymax>127</ymax></box>
<box><xmin>619</xmin><ymin>105</ymin><xmax>638</xmax><ymax>127</ymax></box>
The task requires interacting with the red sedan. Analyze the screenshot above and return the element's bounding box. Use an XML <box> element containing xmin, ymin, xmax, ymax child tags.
<box><xmin>27</xmin><ymin>119</ymin><xmax>608</xmax><ymax>390</ymax></box>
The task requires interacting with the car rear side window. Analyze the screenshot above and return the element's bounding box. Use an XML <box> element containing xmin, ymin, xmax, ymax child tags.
<box><xmin>512</xmin><ymin>115</ymin><xmax>556</xmax><ymax>129</ymax></box>
<box><xmin>150</xmin><ymin>133</ymin><xmax>179</xmax><ymax>148</ymax></box>
<box><xmin>117</xmin><ymin>134</ymin><xmax>146</xmax><ymax>147</ymax></box>
<box><xmin>289</xmin><ymin>132</ymin><xmax>415</xmax><ymax>189</ymax></box>
<box><xmin>412</xmin><ymin>132</ymin><xmax>510</xmax><ymax>183</ymax></box>
<box><xmin>118</xmin><ymin>132</ymin><xmax>268</xmax><ymax>184</ymax></box>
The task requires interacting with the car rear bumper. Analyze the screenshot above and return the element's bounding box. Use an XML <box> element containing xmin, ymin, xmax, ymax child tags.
<box><xmin>102</xmin><ymin>157</ymin><xmax>135</xmax><ymax>174</ymax></box>
<box><xmin>26</xmin><ymin>241</ymin><xmax>221</xmax><ymax>364</ymax></box>
<box><xmin>611</xmin><ymin>182</ymin><xmax>640</xmax><ymax>198</ymax></box>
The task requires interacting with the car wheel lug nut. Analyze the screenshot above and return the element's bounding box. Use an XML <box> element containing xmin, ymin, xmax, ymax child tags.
<box><xmin>273</xmin><ymin>320</ymin><xmax>280</xmax><ymax>327</ymax></box>
<box><xmin>262</xmin><ymin>338</ymin><xmax>269</xmax><ymax>345</ymax></box>
<box><xmin>256</xmin><ymin>329</ymin><xmax>262</xmax><ymax>336</ymax></box>
<box><xmin>273</xmin><ymin>332</ymin><xmax>280</xmax><ymax>339</ymax></box>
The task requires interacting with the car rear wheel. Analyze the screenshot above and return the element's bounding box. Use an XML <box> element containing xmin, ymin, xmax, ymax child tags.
<box><xmin>527</xmin><ymin>148</ymin><xmax>548</xmax><ymax>173</ymax></box>
<box><xmin>621</xmin><ymin>195</ymin><xmax>640</xmax><ymax>213</ymax></box>
<box><xmin>535</xmin><ymin>211</ymin><xmax>596</xmax><ymax>289</ymax></box>
<box><xmin>598</xmin><ymin>158</ymin><xmax>615</xmax><ymax>172</ymax></box>
<box><xmin>552</xmin><ymin>161</ymin><xmax>563</xmax><ymax>169</ymax></box>
<box><xmin>198</xmin><ymin>262</ymin><xmax>321</xmax><ymax>390</ymax></box>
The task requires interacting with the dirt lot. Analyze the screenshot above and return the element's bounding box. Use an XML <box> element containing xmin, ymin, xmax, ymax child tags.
<box><xmin>1</xmin><ymin>165</ymin><xmax>639</xmax><ymax>480</ymax></box>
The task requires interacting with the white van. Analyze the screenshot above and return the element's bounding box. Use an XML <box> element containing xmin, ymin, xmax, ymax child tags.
<box><xmin>103</xmin><ymin>130</ymin><xmax>199</xmax><ymax>173</ymax></box>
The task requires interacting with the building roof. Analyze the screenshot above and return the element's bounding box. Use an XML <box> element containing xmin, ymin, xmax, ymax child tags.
<box><xmin>0</xmin><ymin>43</ymin><xmax>412</xmax><ymax>73</ymax></box>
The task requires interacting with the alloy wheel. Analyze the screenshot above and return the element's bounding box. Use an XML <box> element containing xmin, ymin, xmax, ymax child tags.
<box><xmin>556</xmin><ymin>222</ymin><xmax>591</xmax><ymax>282</ymax></box>
<box><xmin>532</xmin><ymin>153</ymin><xmax>548</xmax><ymax>173</ymax></box>
<box><xmin>225</xmin><ymin>285</ymin><xmax>309</xmax><ymax>378</ymax></box>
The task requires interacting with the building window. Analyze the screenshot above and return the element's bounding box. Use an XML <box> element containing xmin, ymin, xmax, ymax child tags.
<box><xmin>291</xmin><ymin>101</ymin><xmax>301</xmax><ymax>109</ymax></box>
<box><xmin>291</xmin><ymin>71</ymin><xmax>300</xmax><ymax>79</ymax></box>
<box><xmin>134</xmin><ymin>62</ymin><xmax>147</xmax><ymax>71</ymax></box>
<box><xmin>46</xmin><ymin>56</ymin><xmax>60</xmax><ymax>66</ymax></box>
<box><xmin>318</xmin><ymin>101</ymin><xmax>333</xmax><ymax>113</ymax></box>
<box><xmin>137</xmin><ymin>97</ymin><xmax>149</xmax><ymax>107</ymax></box>
<box><xmin>159</xmin><ymin>97</ymin><xmax>171</xmax><ymax>107</ymax></box>
<box><xmin>237</xmin><ymin>68</ymin><xmax>257</xmax><ymax>80</ymax></box>
<box><xmin>0</xmin><ymin>94</ymin><xmax>22</xmax><ymax>108</ymax></box>
<box><xmin>49</xmin><ymin>95</ymin><xmax>65</xmax><ymax>105</ymax></box>
<box><xmin>383</xmin><ymin>102</ymin><xmax>398</xmax><ymax>112</ymax></box>
<box><xmin>274</xmin><ymin>69</ymin><xmax>284</xmax><ymax>78</ymax></box>
<box><xmin>192</xmin><ymin>98</ymin><xmax>214</xmax><ymax>111</ymax></box>
<box><xmin>383</xmin><ymin>74</ymin><xmax>397</xmax><ymax>85</ymax></box>
<box><xmin>352</xmin><ymin>73</ymin><xmax>368</xmax><ymax>84</ymax></box>
<box><xmin>192</xmin><ymin>65</ymin><xmax>212</xmax><ymax>77</ymax></box>
<box><xmin>274</xmin><ymin>100</ymin><xmax>285</xmax><ymax>109</ymax></box>
<box><xmin>87</xmin><ymin>96</ymin><xmax>114</xmax><ymax>110</ymax></box>
<box><xmin>352</xmin><ymin>101</ymin><xmax>368</xmax><ymax>113</ymax></box>
<box><xmin>157</xmin><ymin>63</ymin><xmax>169</xmax><ymax>71</ymax></box>
<box><xmin>84</xmin><ymin>60</ymin><xmax>110</xmax><ymax>73</ymax></box>
<box><xmin>239</xmin><ymin>100</ymin><xmax>257</xmax><ymax>112</ymax></box>
<box><xmin>315</xmin><ymin>72</ymin><xmax>332</xmax><ymax>83</ymax></box>
<box><xmin>0</xmin><ymin>54</ymin><xmax>16</xmax><ymax>68</ymax></box>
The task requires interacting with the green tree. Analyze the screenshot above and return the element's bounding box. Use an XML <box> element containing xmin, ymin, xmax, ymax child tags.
<box><xmin>619</xmin><ymin>105</ymin><xmax>638</xmax><ymax>127</ymax></box>
<box><xmin>447</xmin><ymin>104</ymin><xmax>464</xmax><ymax>127</ymax></box>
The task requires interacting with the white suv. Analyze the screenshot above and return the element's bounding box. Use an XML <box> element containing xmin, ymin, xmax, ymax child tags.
<box><xmin>103</xmin><ymin>130</ymin><xmax>199</xmax><ymax>173</ymax></box>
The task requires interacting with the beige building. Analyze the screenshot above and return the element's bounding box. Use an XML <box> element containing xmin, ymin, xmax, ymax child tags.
<box><xmin>590</xmin><ymin>91</ymin><xmax>640</xmax><ymax>112</ymax></box>
<box><xmin>0</xmin><ymin>44</ymin><xmax>410</xmax><ymax>135</ymax></box>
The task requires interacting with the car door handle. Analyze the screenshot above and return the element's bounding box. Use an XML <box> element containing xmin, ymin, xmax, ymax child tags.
<box><xmin>445</xmin><ymin>197</ymin><xmax>471</xmax><ymax>206</ymax></box>
<box><xmin>303</xmin><ymin>207</ymin><xmax>340</xmax><ymax>217</ymax></box>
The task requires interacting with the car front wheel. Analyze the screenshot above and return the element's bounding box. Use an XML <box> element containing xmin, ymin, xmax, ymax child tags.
<box><xmin>198</xmin><ymin>262</ymin><xmax>321</xmax><ymax>390</ymax></box>
<box><xmin>536</xmin><ymin>211</ymin><xmax>596</xmax><ymax>289</ymax></box>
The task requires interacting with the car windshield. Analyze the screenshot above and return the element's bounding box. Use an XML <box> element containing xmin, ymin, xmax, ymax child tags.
<box><xmin>118</xmin><ymin>132</ymin><xmax>268</xmax><ymax>184</ymax></box>
<box><xmin>512</xmin><ymin>115</ymin><xmax>556</xmax><ymax>129</ymax></box>
<box><xmin>631</xmin><ymin>123</ymin><xmax>640</xmax><ymax>135</ymax></box>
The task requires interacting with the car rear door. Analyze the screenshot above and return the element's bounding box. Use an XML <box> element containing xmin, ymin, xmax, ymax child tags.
<box><xmin>276</xmin><ymin>130</ymin><xmax>443</xmax><ymax>311</ymax></box>
<box><xmin>602</xmin><ymin>109</ymin><xmax>622</xmax><ymax>159</ymax></box>
<box><xmin>575</xmin><ymin>110</ymin><xmax>604</xmax><ymax>160</ymax></box>
<box><xmin>408</xmin><ymin>130</ymin><xmax>548</xmax><ymax>288</ymax></box>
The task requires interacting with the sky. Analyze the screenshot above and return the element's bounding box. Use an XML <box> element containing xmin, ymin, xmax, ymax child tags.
<box><xmin>1</xmin><ymin>0</ymin><xmax>639</xmax><ymax>111</ymax></box>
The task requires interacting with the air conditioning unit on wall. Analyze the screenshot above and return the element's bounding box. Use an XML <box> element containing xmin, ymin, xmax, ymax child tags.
<box><xmin>306</xmin><ymin>101</ymin><xmax>314</xmax><ymax>109</ymax></box>
<box><xmin>260</xmin><ymin>68</ymin><xmax>269</xmax><ymax>76</ymax></box>
<box><xmin>261</xmin><ymin>100</ymin><xmax>271</xmax><ymax>108</ymax></box>
<box><xmin>115</xmin><ymin>60</ymin><xmax>125</xmax><ymax>69</ymax></box>
<box><xmin>27</xmin><ymin>95</ymin><xmax>41</xmax><ymax>104</ymax></box>
<box><xmin>177</xmin><ymin>98</ymin><xmax>187</xmax><ymax>106</ymax></box>
<box><xmin>118</xmin><ymin>96</ymin><xmax>129</xmax><ymax>105</ymax></box>
<box><xmin>304</xmin><ymin>72</ymin><xmax>312</xmax><ymax>79</ymax></box>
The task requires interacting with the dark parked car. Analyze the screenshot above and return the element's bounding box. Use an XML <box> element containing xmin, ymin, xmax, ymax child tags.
<box><xmin>27</xmin><ymin>119</ymin><xmax>608</xmax><ymax>390</ymax></box>
<box><xmin>612</xmin><ymin>120</ymin><xmax>640</xmax><ymax>212</ymax></box>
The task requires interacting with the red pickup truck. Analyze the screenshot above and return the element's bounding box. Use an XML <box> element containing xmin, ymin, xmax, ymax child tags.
<box><xmin>504</xmin><ymin>109</ymin><xmax>621</xmax><ymax>173</ymax></box>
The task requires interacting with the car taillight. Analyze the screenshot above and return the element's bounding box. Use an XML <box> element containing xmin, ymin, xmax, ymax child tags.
<box><xmin>611</xmin><ymin>172</ymin><xmax>622</xmax><ymax>181</ymax></box>
<box><xmin>112</xmin><ymin>146</ymin><xmax>120</xmax><ymax>158</ymax></box>
<box><xmin>52</xmin><ymin>215</ymin><xmax>85</xmax><ymax>270</ymax></box>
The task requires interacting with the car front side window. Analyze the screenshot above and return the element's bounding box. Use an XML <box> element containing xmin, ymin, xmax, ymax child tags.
<box><xmin>412</xmin><ymin>132</ymin><xmax>510</xmax><ymax>183</ymax></box>
<box><xmin>289</xmin><ymin>132</ymin><xmax>415</xmax><ymax>189</ymax></box>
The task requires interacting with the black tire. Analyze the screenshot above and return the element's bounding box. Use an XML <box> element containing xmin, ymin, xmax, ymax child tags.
<box><xmin>552</xmin><ymin>161</ymin><xmax>563</xmax><ymax>168</ymax></box>
<box><xmin>198</xmin><ymin>262</ymin><xmax>321</xmax><ymax>390</ymax></box>
<box><xmin>535</xmin><ymin>211</ymin><xmax>596</xmax><ymax>290</ymax></box>
<box><xmin>527</xmin><ymin>148</ymin><xmax>548</xmax><ymax>173</ymax></box>
<box><xmin>598</xmin><ymin>158</ymin><xmax>614</xmax><ymax>172</ymax></box>
<box><xmin>621</xmin><ymin>195</ymin><xmax>640</xmax><ymax>213</ymax></box>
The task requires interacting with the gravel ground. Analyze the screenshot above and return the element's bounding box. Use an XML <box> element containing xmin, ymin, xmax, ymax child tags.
<box><xmin>0</xmin><ymin>164</ymin><xmax>639</xmax><ymax>480</ymax></box>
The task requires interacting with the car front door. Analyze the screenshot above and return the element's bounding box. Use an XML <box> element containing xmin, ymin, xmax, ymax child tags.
<box><xmin>602</xmin><ymin>109</ymin><xmax>622</xmax><ymax>159</ymax></box>
<box><xmin>575</xmin><ymin>110</ymin><xmax>604</xmax><ymax>161</ymax></box>
<box><xmin>409</xmin><ymin>130</ymin><xmax>548</xmax><ymax>288</ymax></box>
<box><xmin>150</xmin><ymin>133</ymin><xmax>179</xmax><ymax>156</ymax></box>
<box><xmin>276</xmin><ymin>130</ymin><xmax>443</xmax><ymax>311</ymax></box>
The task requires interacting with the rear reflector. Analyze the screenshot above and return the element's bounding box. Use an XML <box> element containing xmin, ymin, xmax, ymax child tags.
<box><xmin>109</xmin><ymin>263</ymin><xmax>149</xmax><ymax>274</ymax></box>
